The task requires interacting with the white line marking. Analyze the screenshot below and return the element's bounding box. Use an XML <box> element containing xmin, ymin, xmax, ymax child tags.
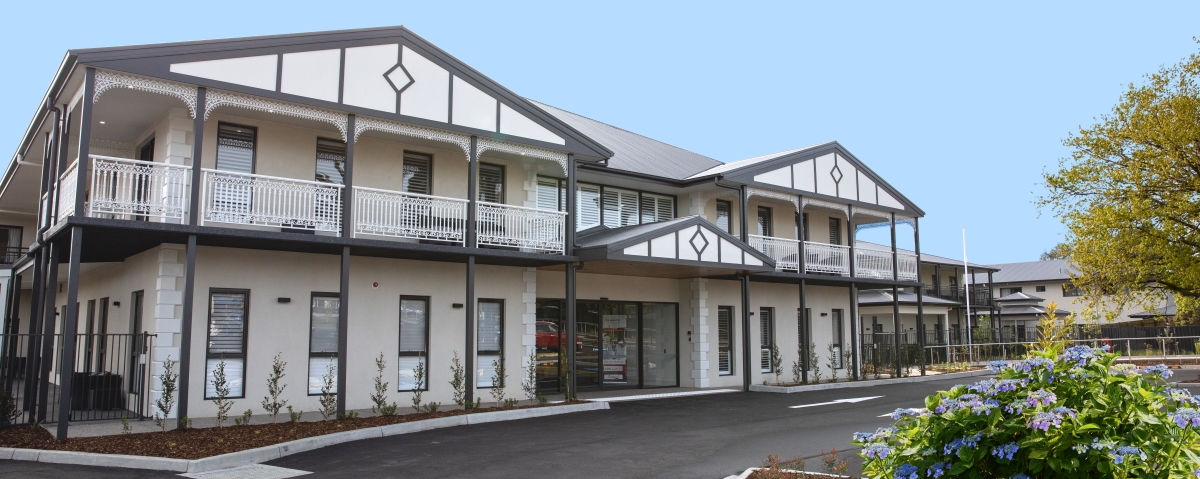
<box><xmin>586</xmin><ymin>389</ymin><xmax>739</xmax><ymax>402</ymax></box>
<box><xmin>180</xmin><ymin>464</ymin><xmax>311</xmax><ymax>479</ymax></box>
<box><xmin>789</xmin><ymin>396</ymin><xmax>883</xmax><ymax>409</ymax></box>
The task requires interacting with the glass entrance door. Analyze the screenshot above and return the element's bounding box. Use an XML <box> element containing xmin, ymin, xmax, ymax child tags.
<box><xmin>537</xmin><ymin>299</ymin><xmax>678</xmax><ymax>393</ymax></box>
<box><xmin>600</xmin><ymin>303</ymin><xmax>638</xmax><ymax>388</ymax></box>
<box><xmin>641</xmin><ymin>303</ymin><xmax>678</xmax><ymax>388</ymax></box>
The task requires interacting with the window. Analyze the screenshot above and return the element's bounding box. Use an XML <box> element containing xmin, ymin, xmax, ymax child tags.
<box><xmin>760</xmin><ymin>307</ymin><xmax>774</xmax><ymax>373</ymax></box>
<box><xmin>206</xmin><ymin>290</ymin><xmax>248</xmax><ymax>399</ymax></box>
<box><xmin>602</xmin><ymin>187</ymin><xmax>639</xmax><ymax>228</ymax></box>
<box><xmin>718</xmin><ymin>306</ymin><xmax>733</xmax><ymax>375</ymax></box>
<box><xmin>757</xmin><ymin>207</ymin><xmax>773</xmax><ymax>237</ymax></box>
<box><xmin>829</xmin><ymin>217</ymin><xmax>841</xmax><ymax>245</ymax></box>
<box><xmin>831</xmin><ymin>309</ymin><xmax>844</xmax><ymax>369</ymax></box>
<box><xmin>402</xmin><ymin>151</ymin><xmax>432</xmax><ymax>195</ymax></box>
<box><xmin>801</xmin><ymin>213</ymin><xmax>809</xmax><ymax>241</ymax></box>
<box><xmin>477</xmin><ymin>299</ymin><xmax>504</xmax><ymax>388</ymax></box>
<box><xmin>83</xmin><ymin>300</ymin><xmax>96</xmax><ymax>373</ymax></box>
<box><xmin>577</xmin><ymin>184</ymin><xmax>601</xmax><ymax>230</ymax></box>
<box><xmin>399</xmin><ymin>297</ymin><xmax>430</xmax><ymax>391</ymax></box>
<box><xmin>315</xmin><ymin>138</ymin><xmax>346</xmax><ymax>185</ymax></box>
<box><xmin>1063</xmin><ymin>284</ymin><xmax>1083</xmax><ymax>297</ymax></box>
<box><xmin>1000</xmin><ymin>287</ymin><xmax>1023</xmax><ymax>296</ymax></box>
<box><xmin>537</xmin><ymin>176</ymin><xmax>565</xmax><ymax>211</ymax></box>
<box><xmin>308</xmin><ymin>294</ymin><xmax>339</xmax><ymax>395</ymax></box>
<box><xmin>716</xmin><ymin>200</ymin><xmax>731</xmax><ymax>233</ymax></box>
<box><xmin>639</xmin><ymin>193</ymin><xmax>674</xmax><ymax>224</ymax></box>
<box><xmin>139</xmin><ymin>138</ymin><xmax>155</xmax><ymax>162</ymax></box>
<box><xmin>479</xmin><ymin>163</ymin><xmax>505</xmax><ymax>203</ymax></box>
<box><xmin>1035</xmin><ymin>285</ymin><xmax>1046</xmax><ymax>293</ymax></box>
<box><xmin>215</xmin><ymin>123</ymin><xmax>255</xmax><ymax>173</ymax></box>
<box><xmin>0</xmin><ymin>225</ymin><xmax>22</xmax><ymax>263</ymax></box>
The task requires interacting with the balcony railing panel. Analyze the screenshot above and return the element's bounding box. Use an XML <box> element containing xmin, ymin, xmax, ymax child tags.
<box><xmin>476</xmin><ymin>202</ymin><xmax>566</xmax><ymax>254</ymax></box>
<box><xmin>748</xmin><ymin>235</ymin><xmax>799</xmax><ymax>272</ymax></box>
<box><xmin>56</xmin><ymin>160</ymin><xmax>79</xmax><ymax>222</ymax></box>
<box><xmin>855</xmin><ymin>247</ymin><xmax>894</xmax><ymax>279</ymax></box>
<box><xmin>897</xmin><ymin>252</ymin><xmax>919</xmax><ymax>281</ymax></box>
<box><xmin>88</xmin><ymin>155</ymin><xmax>189</xmax><ymax>222</ymax></box>
<box><xmin>201</xmin><ymin>169</ymin><xmax>343</xmax><ymax>233</ymax></box>
<box><xmin>804</xmin><ymin>241</ymin><xmax>850</xmax><ymax>276</ymax></box>
<box><xmin>353</xmin><ymin>187</ymin><xmax>467</xmax><ymax>244</ymax></box>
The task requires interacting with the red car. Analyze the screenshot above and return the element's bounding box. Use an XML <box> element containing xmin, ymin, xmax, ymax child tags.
<box><xmin>536</xmin><ymin>321</ymin><xmax>582</xmax><ymax>351</ymax></box>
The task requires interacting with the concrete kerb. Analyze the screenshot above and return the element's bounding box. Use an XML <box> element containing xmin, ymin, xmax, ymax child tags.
<box><xmin>749</xmin><ymin>369</ymin><xmax>995</xmax><ymax>394</ymax></box>
<box><xmin>1</xmin><ymin>401</ymin><xmax>611</xmax><ymax>473</ymax></box>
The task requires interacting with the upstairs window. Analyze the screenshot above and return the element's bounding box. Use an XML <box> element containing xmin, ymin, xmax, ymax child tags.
<box><xmin>215</xmin><ymin>123</ymin><xmax>256</xmax><ymax>174</ymax></box>
<box><xmin>577</xmin><ymin>184</ymin><xmax>601</xmax><ymax>230</ymax></box>
<box><xmin>402</xmin><ymin>151</ymin><xmax>432</xmax><ymax>195</ymax></box>
<box><xmin>479</xmin><ymin>163</ymin><xmax>505</xmax><ymax>203</ymax></box>
<box><xmin>639</xmin><ymin>193</ymin><xmax>674</xmax><ymax>224</ymax></box>
<box><xmin>315</xmin><ymin>138</ymin><xmax>346</xmax><ymax>185</ymax></box>
<box><xmin>537</xmin><ymin>177</ymin><xmax>565</xmax><ymax>211</ymax></box>
<box><xmin>1063</xmin><ymin>284</ymin><xmax>1083</xmax><ymax>297</ymax></box>
<box><xmin>829</xmin><ymin>217</ymin><xmax>841</xmax><ymax>245</ymax></box>
<box><xmin>802</xmin><ymin>213</ymin><xmax>809</xmax><ymax>241</ymax></box>
<box><xmin>602</xmin><ymin>187</ymin><xmax>639</xmax><ymax>228</ymax></box>
<box><xmin>1000</xmin><ymin>287</ymin><xmax>1023</xmax><ymax>297</ymax></box>
<box><xmin>0</xmin><ymin>225</ymin><xmax>22</xmax><ymax>263</ymax></box>
<box><xmin>716</xmin><ymin>200</ymin><xmax>731</xmax><ymax>233</ymax></box>
<box><xmin>757</xmin><ymin>207</ymin><xmax>773</xmax><ymax>237</ymax></box>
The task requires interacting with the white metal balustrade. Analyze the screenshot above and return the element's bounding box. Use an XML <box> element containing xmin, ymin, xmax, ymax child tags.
<box><xmin>89</xmin><ymin>155</ymin><xmax>190</xmax><ymax>221</ymax></box>
<box><xmin>56</xmin><ymin>160</ymin><xmax>79</xmax><ymax>222</ymax></box>
<box><xmin>804</xmin><ymin>241</ymin><xmax>851</xmax><ymax>276</ymax></box>
<box><xmin>476</xmin><ymin>202</ymin><xmax>567</xmax><ymax>254</ymax></box>
<box><xmin>353</xmin><ymin>187</ymin><xmax>467</xmax><ymax>244</ymax></box>
<box><xmin>749</xmin><ymin>235</ymin><xmax>799</xmax><ymax>272</ymax></box>
<box><xmin>897</xmin><ymin>252</ymin><xmax>919</xmax><ymax>281</ymax></box>
<box><xmin>854</xmin><ymin>247</ymin><xmax>895</xmax><ymax>279</ymax></box>
<box><xmin>201</xmin><ymin>169</ymin><xmax>344</xmax><ymax>233</ymax></box>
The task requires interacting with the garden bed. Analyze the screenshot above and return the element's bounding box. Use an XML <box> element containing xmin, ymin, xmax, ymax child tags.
<box><xmin>0</xmin><ymin>401</ymin><xmax>586</xmax><ymax>460</ymax></box>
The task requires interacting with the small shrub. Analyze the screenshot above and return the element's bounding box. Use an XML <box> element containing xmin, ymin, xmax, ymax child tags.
<box><xmin>791</xmin><ymin>348</ymin><xmax>804</xmax><ymax>385</ymax></box>
<box><xmin>319</xmin><ymin>362</ymin><xmax>337</xmax><ymax>420</ymax></box>
<box><xmin>770</xmin><ymin>342</ymin><xmax>783</xmax><ymax>385</ymax></box>
<box><xmin>234</xmin><ymin>409</ymin><xmax>253</xmax><ymax>426</ymax></box>
<box><xmin>0</xmin><ymin>388</ymin><xmax>19</xmax><ymax>426</ymax></box>
<box><xmin>757</xmin><ymin>454</ymin><xmax>807</xmax><ymax>479</ymax></box>
<box><xmin>370</xmin><ymin>352</ymin><xmax>398</xmax><ymax>415</ymax></box>
<box><xmin>854</xmin><ymin>344</ymin><xmax>1200</xmax><ymax>478</ymax></box>
<box><xmin>826</xmin><ymin>343</ymin><xmax>839</xmax><ymax>384</ymax></box>
<box><xmin>287</xmin><ymin>405</ymin><xmax>302</xmax><ymax>423</ymax></box>
<box><xmin>154</xmin><ymin>356</ymin><xmax>178</xmax><ymax>432</ymax></box>
<box><xmin>523</xmin><ymin>349</ymin><xmax>538</xmax><ymax>405</ymax></box>
<box><xmin>120</xmin><ymin>415</ymin><xmax>131</xmax><ymax>434</ymax></box>
<box><xmin>338</xmin><ymin>410</ymin><xmax>359</xmax><ymax>420</ymax></box>
<box><xmin>422</xmin><ymin>402</ymin><xmax>440</xmax><ymax>413</ymax></box>
<box><xmin>450</xmin><ymin>351</ymin><xmax>466</xmax><ymax>407</ymax></box>
<box><xmin>537</xmin><ymin>393</ymin><xmax>548</xmax><ymax>405</ymax></box>
<box><xmin>210</xmin><ymin>359</ymin><xmax>234</xmax><ymax>427</ymax></box>
<box><xmin>819</xmin><ymin>449</ymin><xmax>848</xmax><ymax>475</ymax></box>
<box><xmin>180</xmin><ymin>416</ymin><xmax>193</xmax><ymax>430</ymax></box>
<box><xmin>842</xmin><ymin>348</ymin><xmax>852</xmax><ymax>381</ymax></box>
<box><xmin>808</xmin><ymin>342</ymin><xmax>822</xmax><ymax>384</ymax></box>
<box><xmin>490</xmin><ymin>353</ymin><xmax>507</xmax><ymax>406</ymax></box>
<box><xmin>410</xmin><ymin>353</ymin><xmax>426</xmax><ymax>413</ymax></box>
<box><xmin>503</xmin><ymin>398</ymin><xmax>519</xmax><ymax>408</ymax></box>
<box><xmin>261</xmin><ymin>353</ymin><xmax>288</xmax><ymax>423</ymax></box>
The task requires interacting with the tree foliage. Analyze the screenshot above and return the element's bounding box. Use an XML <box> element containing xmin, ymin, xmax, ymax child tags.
<box><xmin>1041</xmin><ymin>42</ymin><xmax>1200</xmax><ymax>319</ymax></box>
<box><xmin>1039</xmin><ymin>243</ymin><xmax>1071</xmax><ymax>261</ymax></box>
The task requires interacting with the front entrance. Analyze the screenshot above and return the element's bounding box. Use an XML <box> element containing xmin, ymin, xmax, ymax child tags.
<box><xmin>535</xmin><ymin>299</ymin><xmax>678</xmax><ymax>393</ymax></box>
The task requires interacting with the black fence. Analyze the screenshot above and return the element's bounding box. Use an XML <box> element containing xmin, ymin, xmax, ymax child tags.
<box><xmin>0</xmin><ymin>332</ymin><xmax>154</xmax><ymax>425</ymax></box>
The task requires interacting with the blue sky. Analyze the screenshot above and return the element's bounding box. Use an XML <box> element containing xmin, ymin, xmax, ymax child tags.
<box><xmin>2</xmin><ymin>1</ymin><xmax>1197</xmax><ymax>264</ymax></box>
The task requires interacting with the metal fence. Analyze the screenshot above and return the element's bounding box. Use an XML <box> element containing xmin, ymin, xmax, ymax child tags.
<box><xmin>0</xmin><ymin>332</ymin><xmax>153</xmax><ymax>425</ymax></box>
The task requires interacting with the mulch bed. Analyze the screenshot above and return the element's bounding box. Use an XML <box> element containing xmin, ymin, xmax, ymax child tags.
<box><xmin>0</xmin><ymin>401</ymin><xmax>586</xmax><ymax>460</ymax></box>
<box><xmin>748</xmin><ymin>471</ymin><xmax>848</xmax><ymax>478</ymax></box>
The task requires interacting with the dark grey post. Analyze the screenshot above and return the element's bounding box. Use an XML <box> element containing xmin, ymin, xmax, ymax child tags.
<box><xmin>850</xmin><ymin>284</ymin><xmax>860</xmax><ymax>380</ymax></box>
<box><xmin>797</xmin><ymin>197</ymin><xmax>806</xmax><ymax>273</ymax></box>
<box><xmin>988</xmin><ymin>270</ymin><xmax>997</xmax><ymax>338</ymax></box>
<box><xmin>890</xmin><ymin>213</ymin><xmax>901</xmax><ymax>376</ymax></box>
<box><xmin>36</xmin><ymin>243</ymin><xmax>60</xmax><ymax>423</ymax></box>
<box><xmin>56</xmin><ymin>226</ymin><xmax>84</xmax><ymax>440</ymax></box>
<box><xmin>188</xmin><ymin>88</ymin><xmax>206</xmax><ymax>226</ymax></box>
<box><xmin>848</xmin><ymin>205</ymin><xmax>855</xmax><ymax>277</ymax></box>
<box><xmin>23</xmin><ymin>249</ymin><xmax>44</xmax><ymax>420</ymax></box>
<box><xmin>799</xmin><ymin>279</ymin><xmax>808</xmax><ymax>384</ymax></box>
<box><xmin>915</xmin><ymin>217</ymin><xmax>926</xmax><ymax>376</ymax></box>
<box><xmin>177</xmin><ymin>235</ymin><xmax>197</xmax><ymax>426</ymax></box>
<box><xmin>341</xmin><ymin>115</ymin><xmax>355</xmax><ymax>237</ymax></box>
<box><xmin>740</xmin><ymin>274</ymin><xmax>751</xmax><ymax>392</ymax></box>
<box><xmin>464</xmin><ymin>136</ymin><xmax>478</xmax><ymax>404</ymax></box>
<box><xmin>564</xmin><ymin>155</ymin><xmax>577</xmax><ymax>396</ymax></box>
<box><xmin>73</xmin><ymin>69</ymin><xmax>95</xmax><ymax>218</ymax></box>
<box><xmin>336</xmin><ymin>246</ymin><xmax>350</xmax><ymax>416</ymax></box>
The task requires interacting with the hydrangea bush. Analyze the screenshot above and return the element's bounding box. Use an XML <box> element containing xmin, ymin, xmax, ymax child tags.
<box><xmin>853</xmin><ymin>344</ymin><xmax>1200</xmax><ymax>478</ymax></box>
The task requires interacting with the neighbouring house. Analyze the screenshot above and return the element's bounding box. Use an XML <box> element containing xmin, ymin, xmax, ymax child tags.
<box><xmin>0</xmin><ymin>26</ymin><xmax>966</xmax><ymax>438</ymax></box>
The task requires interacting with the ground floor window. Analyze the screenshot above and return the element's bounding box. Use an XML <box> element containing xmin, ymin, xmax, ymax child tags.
<box><xmin>399</xmin><ymin>296</ymin><xmax>430</xmax><ymax>391</ymax></box>
<box><xmin>477</xmin><ymin>299</ymin><xmax>504</xmax><ymax>388</ymax></box>
<box><xmin>718</xmin><ymin>306</ymin><xmax>733</xmax><ymax>376</ymax></box>
<box><xmin>760</xmin><ymin>307</ymin><xmax>775</xmax><ymax>373</ymax></box>
<box><xmin>206</xmin><ymin>290</ymin><xmax>248</xmax><ymax>399</ymax></box>
<box><xmin>831</xmin><ymin>309</ymin><xmax>844</xmax><ymax>369</ymax></box>
<box><xmin>308</xmin><ymin>294</ymin><xmax>338</xmax><ymax>395</ymax></box>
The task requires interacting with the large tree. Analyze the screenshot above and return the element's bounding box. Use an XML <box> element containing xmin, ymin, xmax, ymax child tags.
<box><xmin>1041</xmin><ymin>43</ymin><xmax>1200</xmax><ymax>321</ymax></box>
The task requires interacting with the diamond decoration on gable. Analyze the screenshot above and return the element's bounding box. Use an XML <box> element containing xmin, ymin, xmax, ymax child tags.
<box><xmin>385</xmin><ymin>63</ymin><xmax>414</xmax><ymax>93</ymax></box>
<box><xmin>690</xmin><ymin>228</ymin><xmax>710</xmax><ymax>256</ymax></box>
<box><xmin>831</xmin><ymin>164</ymin><xmax>843</xmax><ymax>184</ymax></box>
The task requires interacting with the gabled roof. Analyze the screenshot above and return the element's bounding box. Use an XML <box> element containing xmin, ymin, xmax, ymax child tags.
<box><xmin>67</xmin><ymin>26</ymin><xmax>612</xmax><ymax>161</ymax></box>
<box><xmin>979</xmin><ymin>259</ymin><xmax>1077</xmax><ymax>284</ymax></box>
<box><xmin>530</xmin><ymin>100</ymin><xmax>721</xmax><ymax>180</ymax></box>
<box><xmin>686</xmin><ymin>144</ymin><xmax>829</xmax><ymax>178</ymax></box>
<box><xmin>575</xmin><ymin>216</ymin><xmax>774</xmax><ymax>271</ymax></box>
<box><xmin>856</xmin><ymin>241</ymin><xmax>997</xmax><ymax>271</ymax></box>
<box><xmin>995</xmin><ymin>292</ymin><xmax>1045</xmax><ymax>302</ymax></box>
<box><xmin>996</xmin><ymin>305</ymin><xmax>1069</xmax><ymax>317</ymax></box>
<box><xmin>858</xmin><ymin>289</ymin><xmax>961</xmax><ymax>306</ymax></box>
<box><xmin>1130</xmin><ymin>296</ymin><xmax>1177</xmax><ymax>319</ymax></box>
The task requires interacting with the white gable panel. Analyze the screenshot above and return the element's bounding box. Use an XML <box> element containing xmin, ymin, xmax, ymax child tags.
<box><xmin>858</xmin><ymin>173</ymin><xmax>877</xmax><ymax>204</ymax></box>
<box><xmin>500</xmin><ymin>103</ymin><xmax>565</xmax><ymax>145</ymax></box>
<box><xmin>281</xmin><ymin>49</ymin><xmax>341</xmax><ymax>102</ymax></box>
<box><xmin>878</xmin><ymin>188</ymin><xmax>905</xmax><ymax>210</ymax></box>
<box><xmin>698</xmin><ymin>227</ymin><xmax>719</xmax><ymax>263</ymax></box>
<box><xmin>623</xmin><ymin>242</ymin><xmax>649</xmax><ymax>256</ymax></box>
<box><xmin>400</xmin><ymin>46</ymin><xmax>450</xmax><ymax>122</ymax></box>
<box><xmin>343</xmin><ymin>44</ymin><xmax>398</xmax><ymax>113</ymax></box>
<box><xmin>718</xmin><ymin>238</ymin><xmax>743</xmax><ymax>265</ymax></box>
<box><xmin>452</xmin><ymin>76</ymin><xmax>497</xmax><ymax>131</ymax></box>
<box><xmin>678</xmin><ymin>226</ymin><xmax>699</xmax><ymax>261</ymax></box>
<box><xmin>170</xmin><ymin>55</ymin><xmax>278</xmax><ymax>91</ymax></box>
<box><xmin>650</xmin><ymin>233</ymin><xmax>676</xmax><ymax>258</ymax></box>
<box><xmin>754</xmin><ymin>166</ymin><xmax>792</xmax><ymax>188</ymax></box>
<box><xmin>814</xmin><ymin>154</ymin><xmax>836</xmax><ymax>196</ymax></box>
<box><xmin>745</xmin><ymin>255</ymin><xmax>764</xmax><ymax>266</ymax></box>
<box><xmin>836</xmin><ymin>155</ymin><xmax>858</xmax><ymax>201</ymax></box>
<box><xmin>793</xmin><ymin>159</ymin><xmax>815</xmax><ymax>192</ymax></box>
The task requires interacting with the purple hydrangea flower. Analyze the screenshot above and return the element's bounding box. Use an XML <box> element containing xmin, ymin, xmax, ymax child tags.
<box><xmin>1167</xmin><ymin>389</ymin><xmax>1200</xmax><ymax>406</ymax></box>
<box><xmin>1004</xmin><ymin>400</ymin><xmax>1026</xmax><ymax>414</ymax></box>
<box><xmin>1026</xmin><ymin>389</ymin><xmax>1057</xmax><ymax>408</ymax></box>
<box><xmin>1014</xmin><ymin>357</ymin><xmax>1054</xmax><ymax>373</ymax></box>
<box><xmin>992</xmin><ymin>442</ymin><xmax>1019</xmax><ymax>460</ymax></box>
<box><xmin>1028</xmin><ymin>411</ymin><xmax>1068</xmax><ymax>431</ymax></box>
<box><xmin>864</xmin><ymin>443</ymin><xmax>894</xmax><ymax>459</ymax></box>
<box><xmin>1170</xmin><ymin>408</ymin><xmax>1200</xmax><ymax>428</ymax></box>
<box><xmin>1059</xmin><ymin>345</ymin><xmax>1104</xmax><ymax>367</ymax></box>
<box><xmin>973</xmin><ymin>399</ymin><xmax>1000</xmax><ymax>416</ymax></box>
<box><xmin>1012</xmin><ymin>475</ymin><xmax>1030</xmax><ymax>479</ymax></box>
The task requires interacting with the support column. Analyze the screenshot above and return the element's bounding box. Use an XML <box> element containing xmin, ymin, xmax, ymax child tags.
<box><xmin>341</xmin><ymin>114</ymin><xmax>356</xmax><ymax>237</ymax></box>
<box><xmin>464</xmin><ymin>136</ymin><xmax>478</xmax><ymax>405</ymax></box>
<box><xmin>798</xmin><ymin>279</ymin><xmax>808</xmax><ymax>383</ymax></box>
<box><xmin>797</xmin><ymin>198</ymin><xmax>806</xmax><ymax>274</ymax></box>
<box><xmin>740</xmin><ymin>274</ymin><xmax>751</xmax><ymax>392</ymax></box>
<box><xmin>176</xmin><ymin>235</ymin><xmax>197</xmax><ymax>427</ymax></box>
<box><xmin>848</xmin><ymin>205</ymin><xmax>855</xmax><ymax>277</ymax></box>
<box><xmin>915</xmin><ymin>217</ymin><xmax>926</xmax><ymax>376</ymax></box>
<box><xmin>336</xmin><ymin>247</ymin><xmax>349</xmax><ymax>416</ymax></box>
<box><xmin>161</xmin><ymin>108</ymin><xmax>192</xmax><ymax>224</ymax></box>
<box><xmin>988</xmin><ymin>270</ymin><xmax>997</xmax><ymax>339</ymax></box>
<box><xmin>150</xmin><ymin>244</ymin><xmax>185</xmax><ymax>421</ymax></box>
<box><xmin>73</xmin><ymin>69</ymin><xmax>95</xmax><ymax>218</ymax></box>
<box><xmin>689</xmin><ymin>279</ymin><xmax>710</xmax><ymax>388</ymax></box>
<box><xmin>564</xmin><ymin>154</ymin><xmax>576</xmax><ymax>397</ymax></box>
<box><xmin>23</xmin><ymin>250</ymin><xmax>44</xmax><ymax>421</ymax></box>
<box><xmin>56</xmin><ymin>227</ymin><xmax>83</xmax><ymax>440</ymax></box>
<box><xmin>188</xmin><ymin>88</ymin><xmax>206</xmax><ymax>226</ymax></box>
<box><xmin>850</xmin><ymin>284</ymin><xmax>860</xmax><ymax>380</ymax></box>
<box><xmin>36</xmin><ymin>243</ymin><xmax>60</xmax><ymax>423</ymax></box>
<box><xmin>890</xmin><ymin>213</ymin><xmax>901</xmax><ymax>376</ymax></box>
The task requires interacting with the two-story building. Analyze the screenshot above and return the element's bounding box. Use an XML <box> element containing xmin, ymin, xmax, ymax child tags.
<box><xmin>0</xmin><ymin>26</ymin><xmax>939</xmax><ymax>439</ymax></box>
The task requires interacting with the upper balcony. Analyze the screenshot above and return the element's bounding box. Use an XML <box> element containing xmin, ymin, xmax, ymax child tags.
<box><xmin>748</xmin><ymin>234</ymin><xmax>918</xmax><ymax>281</ymax></box>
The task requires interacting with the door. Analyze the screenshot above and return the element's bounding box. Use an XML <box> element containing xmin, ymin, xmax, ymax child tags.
<box><xmin>133</xmin><ymin>140</ymin><xmax>154</xmax><ymax>221</ymax></box>
<box><xmin>575</xmin><ymin>302</ymin><xmax>601</xmax><ymax>388</ymax></box>
<box><xmin>128</xmin><ymin>291</ymin><xmax>145</xmax><ymax>395</ymax></box>
<box><xmin>212</xmin><ymin>124</ymin><xmax>256</xmax><ymax>222</ymax></box>
<box><xmin>600</xmin><ymin>302</ymin><xmax>638</xmax><ymax>388</ymax></box>
<box><xmin>641</xmin><ymin>303</ymin><xmax>678</xmax><ymax>388</ymax></box>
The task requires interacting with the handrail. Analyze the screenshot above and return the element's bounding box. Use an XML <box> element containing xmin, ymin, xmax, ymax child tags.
<box><xmin>353</xmin><ymin>186</ymin><xmax>467</xmax><ymax>244</ymax></box>
<box><xmin>89</xmin><ymin>155</ymin><xmax>190</xmax><ymax>221</ymax></box>
<box><xmin>200</xmin><ymin>168</ymin><xmax>345</xmax><ymax>189</ymax></box>
<box><xmin>477</xmin><ymin>200</ymin><xmax>568</xmax><ymax>216</ymax></box>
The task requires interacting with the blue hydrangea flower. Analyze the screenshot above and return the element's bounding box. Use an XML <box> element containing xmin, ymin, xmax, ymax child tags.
<box><xmin>987</xmin><ymin>360</ymin><xmax>1010</xmax><ymax>371</ymax></box>
<box><xmin>995</xmin><ymin>379</ymin><xmax>1025</xmax><ymax>393</ymax></box>
<box><xmin>1110</xmin><ymin>364</ymin><xmax>1138</xmax><ymax>376</ymax></box>
<box><xmin>1110</xmin><ymin>445</ymin><xmax>1144</xmax><ymax>464</ymax></box>
<box><xmin>896</xmin><ymin>464</ymin><xmax>918</xmax><ymax>479</ymax></box>
<box><xmin>1014</xmin><ymin>357</ymin><xmax>1054</xmax><ymax>373</ymax></box>
<box><xmin>943</xmin><ymin>433</ymin><xmax>983</xmax><ymax>455</ymax></box>
<box><xmin>1170</xmin><ymin>408</ymin><xmax>1200</xmax><ymax>428</ymax></box>
<box><xmin>1026</xmin><ymin>389</ymin><xmax>1057</xmax><ymax>408</ymax></box>
<box><xmin>1141</xmin><ymin>364</ymin><xmax>1173</xmax><ymax>379</ymax></box>
<box><xmin>1167</xmin><ymin>389</ymin><xmax>1200</xmax><ymax>406</ymax></box>
<box><xmin>1059</xmin><ymin>345</ymin><xmax>1104</xmax><ymax>367</ymax></box>
<box><xmin>1012</xmin><ymin>475</ymin><xmax>1030</xmax><ymax>479</ymax></box>
<box><xmin>1028</xmin><ymin>411</ymin><xmax>1067</xmax><ymax>431</ymax></box>
<box><xmin>973</xmin><ymin>399</ymin><xmax>1000</xmax><ymax>416</ymax></box>
<box><xmin>1004</xmin><ymin>400</ymin><xmax>1026</xmax><ymax>414</ymax></box>
<box><xmin>1091</xmin><ymin>438</ymin><xmax>1116</xmax><ymax>451</ymax></box>
<box><xmin>864</xmin><ymin>443</ymin><xmax>894</xmax><ymax>459</ymax></box>
<box><xmin>992</xmin><ymin>442</ymin><xmax>1019</xmax><ymax>460</ymax></box>
<box><xmin>927</xmin><ymin>461</ymin><xmax>949</xmax><ymax>478</ymax></box>
<box><xmin>890</xmin><ymin>408</ymin><xmax>929</xmax><ymax>420</ymax></box>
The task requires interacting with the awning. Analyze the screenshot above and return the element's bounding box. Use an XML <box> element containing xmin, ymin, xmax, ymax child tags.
<box><xmin>565</xmin><ymin>216</ymin><xmax>776</xmax><ymax>278</ymax></box>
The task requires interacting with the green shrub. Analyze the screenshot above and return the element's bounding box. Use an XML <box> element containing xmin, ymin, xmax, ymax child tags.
<box><xmin>853</xmin><ymin>344</ymin><xmax>1200</xmax><ymax>478</ymax></box>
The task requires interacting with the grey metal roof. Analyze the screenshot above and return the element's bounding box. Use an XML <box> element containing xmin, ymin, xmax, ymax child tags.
<box><xmin>576</xmin><ymin>216</ymin><xmax>698</xmax><ymax>249</ymax></box>
<box><xmin>977</xmin><ymin>259</ymin><xmax>1077</xmax><ymax>284</ymax></box>
<box><xmin>995</xmin><ymin>292</ymin><xmax>1045</xmax><ymax>302</ymax></box>
<box><xmin>684</xmin><ymin>144</ymin><xmax>831</xmax><ymax>179</ymax></box>
<box><xmin>530</xmin><ymin>100</ymin><xmax>722</xmax><ymax>180</ymax></box>
<box><xmin>855</xmin><ymin>241</ymin><xmax>996</xmax><ymax>270</ymax></box>
<box><xmin>996</xmin><ymin>305</ymin><xmax>1069</xmax><ymax>317</ymax></box>
<box><xmin>857</xmin><ymin>289</ymin><xmax>961</xmax><ymax>306</ymax></box>
<box><xmin>1130</xmin><ymin>296</ymin><xmax>1177</xmax><ymax>319</ymax></box>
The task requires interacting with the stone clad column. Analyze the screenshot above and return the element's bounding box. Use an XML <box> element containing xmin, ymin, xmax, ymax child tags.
<box><xmin>161</xmin><ymin>108</ymin><xmax>193</xmax><ymax>224</ymax></box>
<box><xmin>152</xmin><ymin>244</ymin><xmax>186</xmax><ymax>418</ymax></box>
<box><xmin>521</xmin><ymin>267</ymin><xmax>537</xmax><ymax>380</ymax></box>
<box><xmin>690</xmin><ymin>279</ymin><xmax>710</xmax><ymax>388</ymax></box>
